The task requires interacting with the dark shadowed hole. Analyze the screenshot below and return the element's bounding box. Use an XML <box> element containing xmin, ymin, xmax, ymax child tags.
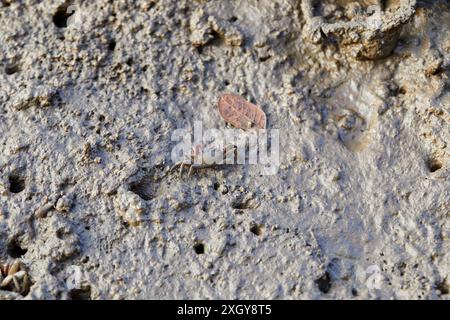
<box><xmin>9</xmin><ymin>173</ymin><xmax>25</xmax><ymax>194</ymax></box>
<box><xmin>69</xmin><ymin>286</ymin><xmax>91</xmax><ymax>300</ymax></box>
<box><xmin>53</xmin><ymin>4</ymin><xmax>74</xmax><ymax>28</ymax></box>
<box><xmin>231</xmin><ymin>198</ymin><xmax>252</xmax><ymax>210</ymax></box>
<box><xmin>129</xmin><ymin>178</ymin><xmax>153</xmax><ymax>201</ymax></box>
<box><xmin>5</xmin><ymin>64</ymin><xmax>20</xmax><ymax>75</ymax></box>
<box><xmin>351</xmin><ymin>288</ymin><xmax>358</xmax><ymax>296</ymax></box>
<box><xmin>194</xmin><ymin>243</ymin><xmax>205</xmax><ymax>255</ymax></box>
<box><xmin>208</xmin><ymin>30</ymin><xmax>222</xmax><ymax>47</ymax></box>
<box><xmin>428</xmin><ymin>159</ymin><xmax>442</xmax><ymax>173</ymax></box>
<box><xmin>108</xmin><ymin>40</ymin><xmax>116</xmax><ymax>51</ymax></box>
<box><xmin>259</xmin><ymin>56</ymin><xmax>272</xmax><ymax>62</ymax></box>
<box><xmin>315</xmin><ymin>272</ymin><xmax>331</xmax><ymax>294</ymax></box>
<box><xmin>431</xmin><ymin>66</ymin><xmax>445</xmax><ymax>76</ymax></box>
<box><xmin>437</xmin><ymin>278</ymin><xmax>449</xmax><ymax>295</ymax></box>
<box><xmin>196</xmin><ymin>46</ymin><xmax>204</xmax><ymax>55</ymax></box>
<box><xmin>191</xmin><ymin>74</ymin><xmax>200</xmax><ymax>84</ymax></box>
<box><xmin>250</xmin><ymin>224</ymin><xmax>263</xmax><ymax>236</ymax></box>
<box><xmin>7</xmin><ymin>238</ymin><xmax>28</xmax><ymax>258</ymax></box>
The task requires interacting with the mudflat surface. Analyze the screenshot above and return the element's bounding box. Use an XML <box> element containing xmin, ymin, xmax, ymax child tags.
<box><xmin>0</xmin><ymin>0</ymin><xmax>448</xmax><ymax>299</ymax></box>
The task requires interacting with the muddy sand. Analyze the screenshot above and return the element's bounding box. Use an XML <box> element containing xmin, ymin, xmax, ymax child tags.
<box><xmin>0</xmin><ymin>0</ymin><xmax>449</xmax><ymax>299</ymax></box>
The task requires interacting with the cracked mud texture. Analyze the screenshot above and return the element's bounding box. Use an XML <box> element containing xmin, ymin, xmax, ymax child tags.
<box><xmin>0</xmin><ymin>0</ymin><xmax>449</xmax><ymax>300</ymax></box>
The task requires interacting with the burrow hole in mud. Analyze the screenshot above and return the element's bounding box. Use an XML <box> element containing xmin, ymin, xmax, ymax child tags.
<box><xmin>195</xmin><ymin>30</ymin><xmax>223</xmax><ymax>55</ymax></box>
<box><xmin>8</xmin><ymin>172</ymin><xmax>25</xmax><ymax>194</ymax></box>
<box><xmin>7</xmin><ymin>238</ymin><xmax>28</xmax><ymax>258</ymax></box>
<box><xmin>194</xmin><ymin>243</ymin><xmax>205</xmax><ymax>255</ymax></box>
<box><xmin>108</xmin><ymin>39</ymin><xmax>116</xmax><ymax>51</ymax></box>
<box><xmin>5</xmin><ymin>63</ymin><xmax>20</xmax><ymax>75</ymax></box>
<box><xmin>69</xmin><ymin>286</ymin><xmax>92</xmax><ymax>300</ymax></box>
<box><xmin>428</xmin><ymin>158</ymin><xmax>443</xmax><ymax>173</ymax></box>
<box><xmin>231</xmin><ymin>198</ymin><xmax>253</xmax><ymax>210</ymax></box>
<box><xmin>250</xmin><ymin>224</ymin><xmax>263</xmax><ymax>236</ymax></box>
<box><xmin>259</xmin><ymin>55</ymin><xmax>272</xmax><ymax>63</ymax></box>
<box><xmin>129</xmin><ymin>177</ymin><xmax>155</xmax><ymax>201</ymax></box>
<box><xmin>53</xmin><ymin>3</ymin><xmax>75</xmax><ymax>28</ymax></box>
<box><xmin>436</xmin><ymin>278</ymin><xmax>449</xmax><ymax>295</ymax></box>
<box><xmin>315</xmin><ymin>272</ymin><xmax>332</xmax><ymax>294</ymax></box>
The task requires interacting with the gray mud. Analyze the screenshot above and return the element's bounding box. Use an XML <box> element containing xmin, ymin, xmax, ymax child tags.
<box><xmin>0</xmin><ymin>0</ymin><xmax>449</xmax><ymax>299</ymax></box>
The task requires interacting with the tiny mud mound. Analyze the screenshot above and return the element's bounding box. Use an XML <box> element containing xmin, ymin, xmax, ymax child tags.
<box><xmin>0</xmin><ymin>0</ymin><xmax>448</xmax><ymax>299</ymax></box>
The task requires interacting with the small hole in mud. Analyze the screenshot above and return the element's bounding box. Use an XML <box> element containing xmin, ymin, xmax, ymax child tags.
<box><xmin>224</xmin><ymin>80</ymin><xmax>230</xmax><ymax>86</ymax></box>
<box><xmin>229</xmin><ymin>16</ymin><xmax>238</xmax><ymax>23</ymax></box>
<box><xmin>7</xmin><ymin>239</ymin><xmax>27</xmax><ymax>258</ymax></box>
<box><xmin>191</xmin><ymin>74</ymin><xmax>200</xmax><ymax>84</ymax></box>
<box><xmin>315</xmin><ymin>272</ymin><xmax>331</xmax><ymax>294</ymax></box>
<box><xmin>428</xmin><ymin>159</ymin><xmax>442</xmax><ymax>173</ymax></box>
<box><xmin>5</xmin><ymin>64</ymin><xmax>20</xmax><ymax>75</ymax></box>
<box><xmin>9</xmin><ymin>173</ymin><xmax>25</xmax><ymax>194</ymax></box>
<box><xmin>213</xmin><ymin>182</ymin><xmax>220</xmax><ymax>190</ymax></box>
<box><xmin>250</xmin><ymin>224</ymin><xmax>263</xmax><ymax>236</ymax></box>
<box><xmin>231</xmin><ymin>198</ymin><xmax>252</xmax><ymax>210</ymax></box>
<box><xmin>108</xmin><ymin>40</ymin><xmax>116</xmax><ymax>51</ymax></box>
<box><xmin>129</xmin><ymin>178</ymin><xmax>153</xmax><ymax>201</ymax></box>
<box><xmin>431</xmin><ymin>66</ymin><xmax>445</xmax><ymax>76</ymax></box>
<box><xmin>69</xmin><ymin>286</ymin><xmax>91</xmax><ymax>300</ymax></box>
<box><xmin>259</xmin><ymin>56</ymin><xmax>272</xmax><ymax>62</ymax></box>
<box><xmin>194</xmin><ymin>243</ymin><xmax>205</xmax><ymax>255</ymax></box>
<box><xmin>436</xmin><ymin>279</ymin><xmax>449</xmax><ymax>295</ymax></box>
<box><xmin>209</xmin><ymin>30</ymin><xmax>222</xmax><ymax>47</ymax></box>
<box><xmin>196</xmin><ymin>46</ymin><xmax>204</xmax><ymax>55</ymax></box>
<box><xmin>56</xmin><ymin>229</ymin><xmax>70</xmax><ymax>240</ymax></box>
<box><xmin>53</xmin><ymin>4</ymin><xmax>74</xmax><ymax>28</ymax></box>
<box><xmin>351</xmin><ymin>288</ymin><xmax>358</xmax><ymax>296</ymax></box>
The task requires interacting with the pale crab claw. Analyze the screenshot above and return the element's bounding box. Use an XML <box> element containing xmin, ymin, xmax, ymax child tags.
<box><xmin>1</xmin><ymin>270</ymin><xmax>26</xmax><ymax>293</ymax></box>
<box><xmin>1</xmin><ymin>275</ymin><xmax>13</xmax><ymax>288</ymax></box>
<box><xmin>12</xmin><ymin>270</ymin><xmax>26</xmax><ymax>280</ymax></box>
<box><xmin>12</xmin><ymin>276</ymin><xmax>21</xmax><ymax>293</ymax></box>
<box><xmin>8</xmin><ymin>260</ymin><xmax>20</xmax><ymax>276</ymax></box>
<box><xmin>187</xmin><ymin>165</ymin><xmax>194</xmax><ymax>177</ymax></box>
<box><xmin>170</xmin><ymin>161</ymin><xmax>188</xmax><ymax>176</ymax></box>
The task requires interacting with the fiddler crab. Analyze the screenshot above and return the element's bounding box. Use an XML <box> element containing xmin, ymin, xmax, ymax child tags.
<box><xmin>170</xmin><ymin>142</ymin><xmax>237</xmax><ymax>177</ymax></box>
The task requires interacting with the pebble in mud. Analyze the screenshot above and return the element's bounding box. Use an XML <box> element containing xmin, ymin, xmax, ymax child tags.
<box><xmin>55</xmin><ymin>195</ymin><xmax>73</xmax><ymax>213</ymax></box>
<box><xmin>35</xmin><ymin>203</ymin><xmax>54</xmax><ymax>219</ymax></box>
<box><xmin>114</xmin><ymin>188</ymin><xmax>146</xmax><ymax>227</ymax></box>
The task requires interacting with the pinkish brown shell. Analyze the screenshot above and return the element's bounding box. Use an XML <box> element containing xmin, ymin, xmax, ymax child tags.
<box><xmin>218</xmin><ymin>93</ymin><xmax>267</xmax><ymax>130</ymax></box>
